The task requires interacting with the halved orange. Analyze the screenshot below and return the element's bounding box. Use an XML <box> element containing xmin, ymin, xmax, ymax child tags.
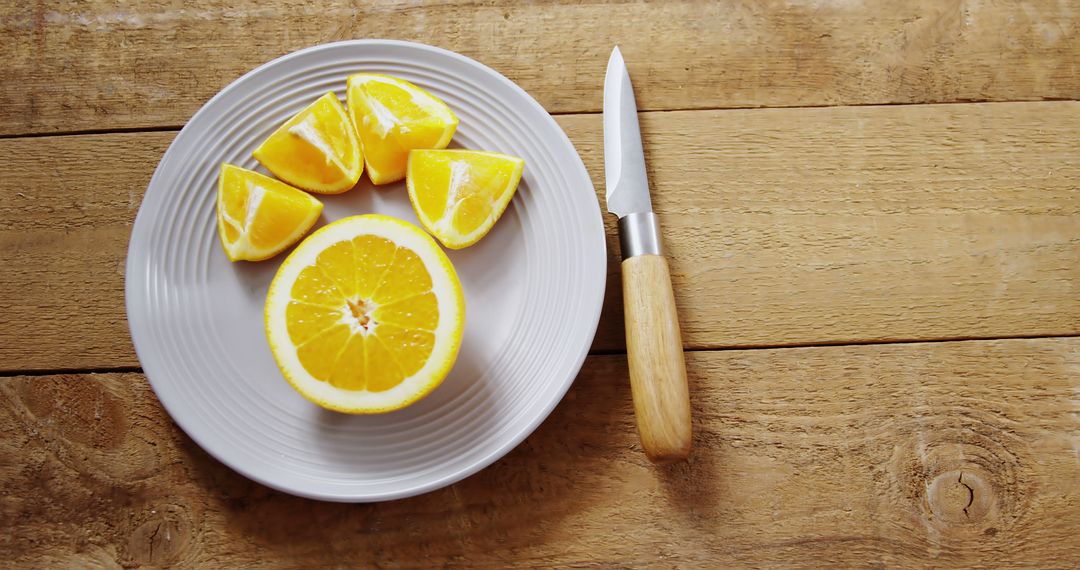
<box><xmin>265</xmin><ymin>215</ymin><xmax>465</xmax><ymax>413</ymax></box>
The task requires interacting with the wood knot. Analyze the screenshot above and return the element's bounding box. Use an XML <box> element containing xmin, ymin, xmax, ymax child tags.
<box><xmin>127</xmin><ymin>504</ymin><xmax>193</xmax><ymax>566</ymax></box>
<box><xmin>15</xmin><ymin>377</ymin><xmax>127</xmax><ymax>449</ymax></box>
<box><xmin>926</xmin><ymin>469</ymin><xmax>993</xmax><ymax>523</ymax></box>
<box><xmin>887</xmin><ymin>428</ymin><xmax>1029</xmax><ymax>536</ymax></box>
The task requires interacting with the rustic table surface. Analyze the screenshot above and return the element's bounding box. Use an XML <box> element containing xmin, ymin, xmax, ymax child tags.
<box><xmin>3</xmin><ymin>1</ymin><xmax>1080</xmax><ymax>567</ymax></box>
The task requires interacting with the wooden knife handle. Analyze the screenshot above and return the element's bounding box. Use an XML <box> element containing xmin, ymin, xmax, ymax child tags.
<box><xmin>621</xmin><ymin>253</ymin><xmax>692</xmax><ymax>464</ymax></box>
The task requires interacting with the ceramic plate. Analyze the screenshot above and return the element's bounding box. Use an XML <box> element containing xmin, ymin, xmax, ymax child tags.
<box><xmin>125</xmin><ymin>40</ymin><xmax>606</xmax><ymax>501</ymax></box>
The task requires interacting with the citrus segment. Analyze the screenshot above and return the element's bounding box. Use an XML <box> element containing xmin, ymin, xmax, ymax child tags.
<box><xmin>265</xmin><ymin>215</ymin><xmax>465</xmax><ymax>413</ymax></box>
<box><xmin>285</xmin><ymin>302</ymin><xmax>343</xmax><ymax>345</ymax></box>
<box><xmin>406</xmin><ymin>149</ymin><xmax>524</xmax><ymax>249</ymax></box>
<box><xmin>371</xmin><ymin>247</ymin><xmax>433</xmax><ymax>305</ymax></box>
<box><xmin>253</xmin><ymin>92</ymin><xmax>363</xmax><ymax>194</ymax></box>
<box><xmin>216</xmin><ymin>164</ymin><xmax>323</xmax><ymax>262</ymax></box>
<box><xmin>328</xmin><ymin>334</ymin><xmax>366</xmax><ymax>391</ymax></box>
<box><xmin>291</xmin><ymin>265</ymin><xmax>345</xmax><ymax>306</ymax></box>
<box><xmin>314</xmin><ymin>240</ymin><xmax>359</xmax><ymax>298</ymax></box>
<box><xmin>376</xmin><ymin>323</ymin><xmax>435</xmax><ymax>377</ymax></box>
<box><xmin>371</xmin><ymin>292</ymin><xmax>439</xmax><ymax>331</ymax></box>
<box><xmin>353</xmin><ymin>235</ymin><xmax>397</xmax><ymax>298</ymax></box>
<box><xmin>365</xmin><ymin>336</ymin><xmax>406</xmax><ymax>393</ymax></box>
<box><xmin>346</xmin><ymin>74</ymin><xmax>458</xmax><ymax>185</ymax></box>
<box><xmin>296</xmin><ymin>324</ymin><xmax>352</xmax><ymax>381</ymax></box>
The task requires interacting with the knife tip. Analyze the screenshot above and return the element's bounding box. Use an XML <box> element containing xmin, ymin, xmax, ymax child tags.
<box><xmin>606</xmin><ymin>46</ymin><xmax>625</xmax><ymax>80</ymax></box>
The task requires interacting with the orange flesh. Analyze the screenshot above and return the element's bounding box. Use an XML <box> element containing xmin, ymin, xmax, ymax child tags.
<box><xmin>285</xmin><ymin>236</ymin><xmax>439</xmax><ymax>391</ymax></box>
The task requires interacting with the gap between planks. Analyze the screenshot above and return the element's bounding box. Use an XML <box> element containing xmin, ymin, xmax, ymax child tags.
<box><xmin>6</xmin><ymin>333</ymin><xmax>1079</xmax><ymax>379</ymax></box>
<box><xmin>2</xmin><ymin>98</ymin><xmax>1078</xmax><ymax>141</ymax></box>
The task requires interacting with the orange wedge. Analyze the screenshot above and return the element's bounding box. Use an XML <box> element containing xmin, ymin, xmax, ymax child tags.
<box><xmin>216</xmin><ymin>164</ymin><xmax>323</xmax><ymax>262</ymax></box>
<box><xmin>406</xmin><ymin>149</ymin><xmax>524</xmax><ymax>249</ymax></box>
<box><xmin>346</xmin><ymin>74</ymin><xmax>457</xmax><ymax>185</ymax></box>
<box><xmin>253</xmin><ymin>92</ymin><xmax>363</xmax><ymax>194</ymax></box>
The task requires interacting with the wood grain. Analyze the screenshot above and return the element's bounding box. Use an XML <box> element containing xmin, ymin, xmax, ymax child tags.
<box><xmin>622</xmin><ymin>254</ymin><xmax>692</xmax><ymax>463</ymax></box>
<box><xmin>3</xmin><ymin>0</ymin><xmax>1080</xmax><ymax>135</ymax></box>
<box><xmin>3</xmin><ymin>101</ymin><xmax>1080</xmax><ymax>371</ymax></box>
<box><xmin>3</xmin><ymin>338</ymin><xmax>1078</xmax><ymax>567</ymax></box>
<box><xmin>593</xmin><ymin>101</ymin><xmax>1080</xmax><ymax>352</ymax></box>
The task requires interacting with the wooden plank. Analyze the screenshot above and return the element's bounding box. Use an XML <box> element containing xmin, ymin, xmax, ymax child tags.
<box><xmin>3</xmin><ymin>0</ymin><xmax>1079</xmax><ymax>135</ymax></box>
<box><xmin>2</xmin><ymin>338</ymin><xmax>1078</xmax><ymax>566</ymax></box>
<box><xmin>0</xmin><ymin>132</ymin><xmax>172</xmax><ymax>370</ymax></box>
<box><xmin>3</xmin><ymin>101</ymin><xmax>1080</xmax><ymax>371</ymax></box>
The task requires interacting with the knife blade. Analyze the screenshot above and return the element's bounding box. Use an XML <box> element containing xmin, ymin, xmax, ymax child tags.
<box><xmin>603</xmin><ymin>46</ymin><xmax>692</xmax><ymax>464</ymax></box>
<box><xmin>604</xmin><ymin>47</ymin><xmax>652</xmax><ymax>218</ymax></box>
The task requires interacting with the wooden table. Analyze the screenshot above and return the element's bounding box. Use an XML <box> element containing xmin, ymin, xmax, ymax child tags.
<box><xmin>3</xmin><ymin>1</ymin><xmax>1079</xmax><ymax>567</ymax></box>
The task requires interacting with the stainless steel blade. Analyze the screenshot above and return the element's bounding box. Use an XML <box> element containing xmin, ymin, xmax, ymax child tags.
<box><xmin>603</xmin><ymin>46</ymin><xmax>653</xmax><ymax>218</ymax></box>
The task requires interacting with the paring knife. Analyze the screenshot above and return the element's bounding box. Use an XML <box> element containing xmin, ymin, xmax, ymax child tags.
<box><xmin>604</xmin><ymin>46</ymin><xmax>692</xmax><ymax>464</ymax></box>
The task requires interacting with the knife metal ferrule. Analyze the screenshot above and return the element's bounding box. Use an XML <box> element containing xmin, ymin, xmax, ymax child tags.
<box><xmin>618</xmin><ymin>211</ymin><xmax>663</xmax><ymax>259</ymax></box>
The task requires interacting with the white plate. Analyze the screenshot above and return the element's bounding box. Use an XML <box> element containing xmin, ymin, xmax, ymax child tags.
<box><xmin>125</xmin><ymin>40</ymin><xmax>606</xmax><ymax>502</ymax></box>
